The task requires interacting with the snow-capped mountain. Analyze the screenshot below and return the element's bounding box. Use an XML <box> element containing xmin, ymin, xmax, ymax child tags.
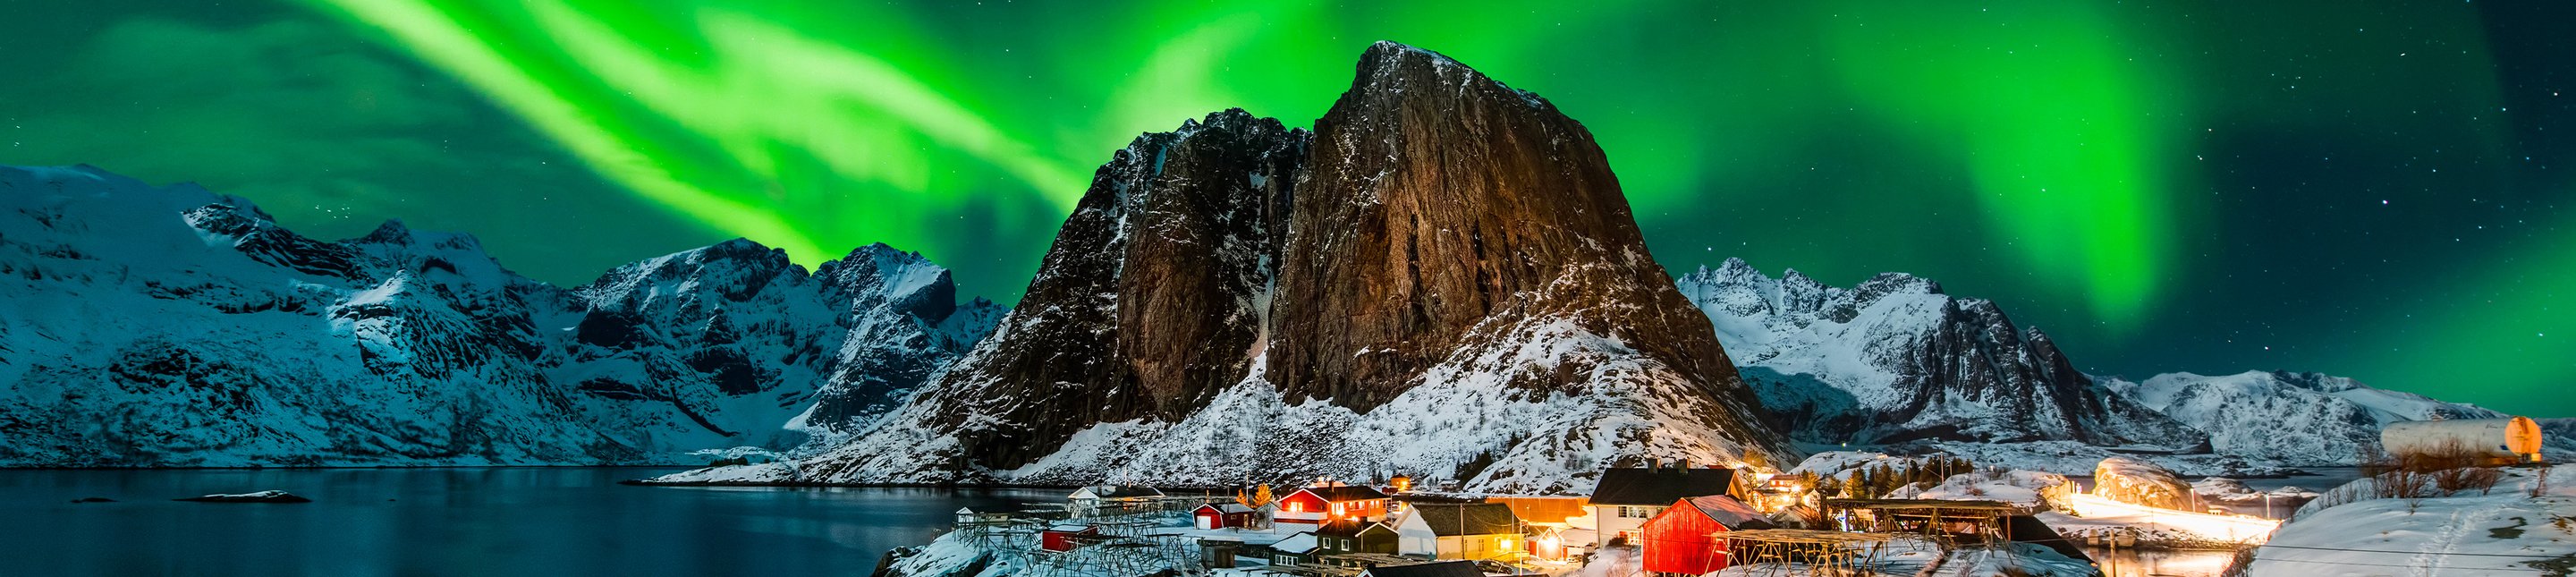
<box><xmin>0</xmin><ymin>164</ymin><xmax>996</xmax><ymax>466</ymax></box>
<box><xmin>2100</xmin><ymin>371</ymin><xmax>2502</xmax><ymax>466</ymax></box>
<box><xmin>661</xmin><ymin>41</ymin><xmax>1792</xmax><ymax>494</ymax></box>
<box><xmin>1674</xmin><ymin>259</ymin><xmax>2204</xmax><ymax>448</ymax></box>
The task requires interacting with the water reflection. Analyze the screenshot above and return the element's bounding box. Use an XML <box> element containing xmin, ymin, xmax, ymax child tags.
<box><xmin>2078</xmin><ymin>546</ymin><xmax>2239</xmax><ymax>577</ymax></box>
<box><xmin>0</xmin><ymin>468</ymin><xmax>1060</xmax><ymax>576</ymax></box>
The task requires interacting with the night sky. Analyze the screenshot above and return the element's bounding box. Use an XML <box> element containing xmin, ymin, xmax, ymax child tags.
<box><xmin>4</xmin><ymin>1</ymin><xmax>2570</xmax><ymax>415</ymax></box>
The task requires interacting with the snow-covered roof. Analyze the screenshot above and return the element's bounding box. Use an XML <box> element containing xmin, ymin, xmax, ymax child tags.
<box><xmin>1045</xmin><ymin>524</ymin><xmax>1095</xmax><ymax>533</ymax></box>
<box><xmin>1673</xmin><ymin>495</ymin><xmax>1768</xmax><ymax>528</ymax></box>
<box><xmin>1070</xmin><ymin>485</ymin><xmax>1164</xmax><ymax>500</ymax></box>
<box><xmin>1268</xmin><ymin>532</ymin><xmax>1319</xmax><ymax>554</ymax></box>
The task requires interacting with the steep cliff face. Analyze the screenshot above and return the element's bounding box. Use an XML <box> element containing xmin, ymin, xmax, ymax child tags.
<box><xmin>886</xmin><ymin>109</ymin><xmax>1308</xmax><ymax>469</ymax></box>
<box><xmin>1267</xmin><ymin>43</ymin><xmax>1752</xmax><ymax>419</ymax></box>
<box><xmin>0</xmin><ymin>165</ymin><xmax>996</xmax><ymax>466</ymax></box>
<box><xmin>1675</xmin><ymin>258</ymin><xmax>2203</xmax><ymax>447</ymax></box>
<box><xmin>755</xmin><ymin>42</ymin><xmax>1788</xmax><ymax>493</ymax></box>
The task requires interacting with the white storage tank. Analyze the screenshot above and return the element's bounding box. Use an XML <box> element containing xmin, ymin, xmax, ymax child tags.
<box><xmin>2380</xmin><ymin>417</ymin><xmax>2545</xmax><ymax>462</ymax></box>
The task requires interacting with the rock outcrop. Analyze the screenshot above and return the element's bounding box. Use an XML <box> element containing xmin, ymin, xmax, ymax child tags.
<box><xmin>747</xmin><ymin>42</ymin><xmax>1789</xmax><ymax>493</ymax></box>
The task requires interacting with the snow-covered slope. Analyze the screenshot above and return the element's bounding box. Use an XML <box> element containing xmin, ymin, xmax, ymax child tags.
<box><xmin>0</xmin><ymin>165</ymin><xmax>996</xmax><ymax>466</ymax></box>
<box><xmin>2254</xmin><ymin>465</ymin><xmax>2576</xmax><ymax>575</ymax></box>
<box><xmin>2102</xmin><ymin>371</ymin><xmax>2503</xmax><ymax>466</ymax></box>
<box><xmin>1674</xmin><ymin>258</ymin><xmax>2202</xmax><ymax>448</ymax></box>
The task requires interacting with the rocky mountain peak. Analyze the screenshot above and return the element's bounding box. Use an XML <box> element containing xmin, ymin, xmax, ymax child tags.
<box><xmin>773</xmin><ymin>42</ymin><xmax>1790</xmax><ymax>489</ymax></box>
<box><xmin>1269</xmin><ymin>39</ymin><xmax>1747</xmax><ymax>416</ymax></box>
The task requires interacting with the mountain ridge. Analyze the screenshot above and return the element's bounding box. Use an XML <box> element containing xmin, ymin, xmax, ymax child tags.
<box><xmin>0</xmin><ymin>164</ymin><xmax>997</xmax><ymax>466</ymax></box>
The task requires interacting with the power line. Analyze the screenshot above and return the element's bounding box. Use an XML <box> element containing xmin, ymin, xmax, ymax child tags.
<box><xmin>2258</xmin><ymin>544</ymin><xmax>2568</xmax><ymax>559</ymax></box>
<box><xmin>2247</xmin><ymin>556</ymin><xmax>2546</xmax><ymax>572</ymax></box>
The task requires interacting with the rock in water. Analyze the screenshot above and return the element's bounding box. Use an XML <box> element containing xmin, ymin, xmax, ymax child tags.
<box><xmin>175</xmin><ymin>490</ymin><xmax>311</xmax><ymax>504</ymax></box>
<box><xmin>765</xmin><ymin>41</ymin><xmax>1791</xmax><ymax>493</ymax></box>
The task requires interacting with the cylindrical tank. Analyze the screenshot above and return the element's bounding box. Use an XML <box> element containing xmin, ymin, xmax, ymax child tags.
<box><xmin>2381</xmin><ymin>417</ymin><xmax>2545</xmax><ymax>461</ymax></box>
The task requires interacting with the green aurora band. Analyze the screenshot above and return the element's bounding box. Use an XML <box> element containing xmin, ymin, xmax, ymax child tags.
<box><xmin>4</xmin><ymin>0</ymin><xmax>2568</xmax><ymax>413</ymax></box>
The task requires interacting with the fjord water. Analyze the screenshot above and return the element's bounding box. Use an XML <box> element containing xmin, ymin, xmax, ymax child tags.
<box><xmin>0</xmin><ymin>468</ymin><xmax>1055</xmax><ymax>576</ymax></box>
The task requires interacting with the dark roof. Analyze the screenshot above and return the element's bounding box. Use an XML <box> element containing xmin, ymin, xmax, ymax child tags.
<box><xmin>1362</xmin><ymin>560</ymin><xmax>1484</xmax><ymax>577</ymax></box>
<box><xmin>1589</xmin><ymin>467</ymin><xmax>1737</xmax><ymax>505</ymax></box>
<box><xmin>1407</xmin><ymin>503</ymin><xmax>1521</xmax><ymax>537</ymax></box>
<box><xmin>1316</xmin><ymin>519</ymin><xmax>1374</xmax><ymax>538</ymax></box>
<box><xmin>2004</xmin><ymin>515</ymin><xmax>2092</xmax><ymax>563</ymax></box>
<box><xmin>1292</xmin><ymin>485</ymin><xmax>1390</xmax><ymax>502</ymax></box>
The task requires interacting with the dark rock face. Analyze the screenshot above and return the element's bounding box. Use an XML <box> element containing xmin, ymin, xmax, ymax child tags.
<box><xmin>907</xmin><ymin>110</ymin><xmax>1308</xmax><ymax>468</ymax></box>
<box><xmin>1268</xmin><ymin>43</ymin><xmax>1752</xmax><ymax>416</ymax></box>
<box><xmin>815</xmin><ymin>42</ymin><xmax>1787</xmax><ymax>479</ymax></box>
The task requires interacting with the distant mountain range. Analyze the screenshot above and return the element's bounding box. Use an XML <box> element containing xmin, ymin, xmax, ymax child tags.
<box><xmin>1675</xmin><ymin>259</ymin><xmax>2521</xmax><ymax>469</ymax></box>
<box><xmin>0</xmin><ymin>165</ymin><xmax>996</xmax><ymax>466</ymax></box>
<box><xmin>3</xmin><ymin>43</ymin><xmax>2542</xmax><ymax>479</ymax></box>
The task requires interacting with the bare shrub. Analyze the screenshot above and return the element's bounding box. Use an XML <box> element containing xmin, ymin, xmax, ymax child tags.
<box><xmin>2434</xmin><ymin>467</ymin><xmax>2504</xmax><ymax>494</ymax></box>
<box><xmin>2218</xmin><ymin>547</ymin><xmax>2259</xmax><ymax>577</ymax></box>
<box><xmin>2377</xmin><ymin>471</ymin><xmax>2435</xmax><ymax>500</ymax></box>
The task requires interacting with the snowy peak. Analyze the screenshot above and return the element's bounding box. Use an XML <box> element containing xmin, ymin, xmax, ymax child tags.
<box><xmin>1350</xmin><ymin>41</ymin><xmax>1554</xmax><ymax>113</ymax></box>
<box><xmin>815</xmin><ymin>242</ymin><xmax>963</xmax><ymax>322</ymax></box>
<box><xmin>2097</xmin><ymin>370</ymin><xmax>2500</xmax><ymax>465</ymax></box>
<box><xmin>1676</xmin><ymin>259</ymin><xmax>2202</xmax><ymax>448</ymax></box>
<box><xmin>0</xmin><ymin>164</ymin><xmax>998</xmax><ymax>466</ymax></box>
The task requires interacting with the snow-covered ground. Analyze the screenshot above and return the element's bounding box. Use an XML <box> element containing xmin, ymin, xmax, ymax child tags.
<box><xmin>1888</xmin><ymin>469</ymin><xmax>2071</xmax><ymax>507</ymax></box>
<box><xmin>2248</xmin><ymin>465</ymin><xmax>2576</xmax><ymax>576</ymax></box>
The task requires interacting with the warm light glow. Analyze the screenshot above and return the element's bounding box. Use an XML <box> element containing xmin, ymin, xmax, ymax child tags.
<box><xmin>2066</xmin><ymin>493</ymin><xmax>2279</xmax><ymax>544</ymax></box>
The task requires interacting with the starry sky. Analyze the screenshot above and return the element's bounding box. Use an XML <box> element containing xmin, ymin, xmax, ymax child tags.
<box><xmin>4</xmin><ymin>1</ymin><xmax>2570</xmax><ymax>416</ymax></box>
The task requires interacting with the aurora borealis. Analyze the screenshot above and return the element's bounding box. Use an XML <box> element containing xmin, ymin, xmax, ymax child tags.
<box><xmin>3</xmin><ymin>1</ymin><xmax>2569</xmax><ymax>414</ymax></box>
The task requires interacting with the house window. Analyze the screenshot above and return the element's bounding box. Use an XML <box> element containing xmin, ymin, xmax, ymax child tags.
<box><xmin>1332</xmin><ymin>503</ymin><xmax>1345</xmax><ymax>516</ymax></box>
<box><xmin>1617</xmin><ymin>505</ymin><xmax>1657</xmax><ymax>518</ymax></box>
<box><xmin>1288</xmin><ymin>502</ymin><xmax>1304</xmax><ymax>513</ymax></box>
<box><xmin>1275</xmin><ymin>555</ymin><xmax>1295</xmax><ymax>566</ymax></box>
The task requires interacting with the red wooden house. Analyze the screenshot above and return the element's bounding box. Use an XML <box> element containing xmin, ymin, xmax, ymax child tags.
<box><xmin>1193</xmin><ymin>504</ymin><xmax>1261</xmax><ymax>530</ymax></box>
<box><xmin>1040</xmin><ymin>524</ymin><xmax>1099</xmax><ymax>552</ymax></box>
<box><xmin>1273</xmin><ymin>483</ymin><xmax>1390</xmax><ymax>529</ymax></box>
<box><xmin>1640</xmin><ymin>495</ymin><xmax>1772</xmax><ymax>575</ymax></box>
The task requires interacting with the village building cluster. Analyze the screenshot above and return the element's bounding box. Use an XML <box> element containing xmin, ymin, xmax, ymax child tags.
<box><xmin>941</xmin><ymin>416</ymin><xmax>2549</xmax><ymax>576</ymax></box>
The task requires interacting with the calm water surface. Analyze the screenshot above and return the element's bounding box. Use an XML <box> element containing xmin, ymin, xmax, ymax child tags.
<box><xmin>0</xmin><ymin>468</ymin><xmax>1058</xmax><ymax>576</ymax></box>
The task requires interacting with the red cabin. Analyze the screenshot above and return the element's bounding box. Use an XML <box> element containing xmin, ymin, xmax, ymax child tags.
<box><xmin>1040</xmin><ymin>524</ymin><xmax>1099</xmax><ymax>552</ymax></box>
<box><xmin>1194</xmin><ymin>504</ymin><xmax>1260</xmax><ymax>530</ymax></box>
<box><xmin>1640</xmin><ymin>496</ymin><xmax>1772</xmax><ymax>575</ymax></box>
<box><xmin>1273</xmin><ymin>484</ymin><xmax>1391</xmax><ymax>529</ymax></box>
